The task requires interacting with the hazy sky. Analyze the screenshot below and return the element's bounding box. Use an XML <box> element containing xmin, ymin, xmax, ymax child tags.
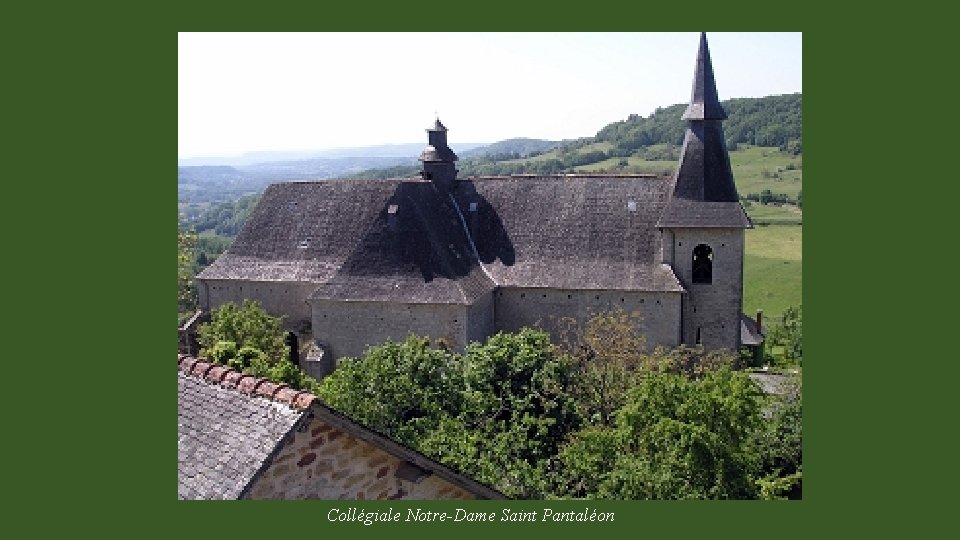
<box><xmin>178</xmin><ymin>32</ymin><xmax>801</xmax><ymax>159</ymax></box>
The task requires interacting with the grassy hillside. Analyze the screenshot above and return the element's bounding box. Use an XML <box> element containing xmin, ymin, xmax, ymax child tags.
<box><xmin>729</xmin><ymin>145</ymin><xmax>802</xmax><ymax>199</ymax></box>
<box><xmin>743</xmin><ymin>225</ymin><xmax>802</xmax><ymax>324</ymax></box>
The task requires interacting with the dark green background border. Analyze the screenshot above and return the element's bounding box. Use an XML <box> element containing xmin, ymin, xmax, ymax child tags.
<box><xmin>9</xmin><ymin>0</ymin><xmax>940</xmax><ymax>537</ymax></box>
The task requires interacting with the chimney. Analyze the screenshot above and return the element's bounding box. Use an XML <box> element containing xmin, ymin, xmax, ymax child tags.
<box><xmin>755</xmin><ymin>310</ymin><xmax>763</xmax><ymax>333</ymax></box>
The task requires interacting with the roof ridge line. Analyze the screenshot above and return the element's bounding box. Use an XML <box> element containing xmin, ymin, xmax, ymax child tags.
<box><xmin>178</xmin><ymin>354</ymin><xmax>316</xmax><ymax>409</ymax></box>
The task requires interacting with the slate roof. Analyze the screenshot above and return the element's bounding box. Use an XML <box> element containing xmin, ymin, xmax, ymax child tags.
<box><xmin>455</xmin><ymin>175</ymin><xmax>684</xmax><ymax>292</ymax></box>
<box><xmin>177</xmin><ymin>360</ymin><xmax>309</xmax><ymax>500</ymax></box>
<box><xmin>199</xmin><ymin>178</ymin><xmax>495</xmax><ymax>304</ymax></box>
<box><xmin>200</xmin><ymin>173</ymin><xmax>686</xmax><ymax>301</ymax></box>
<box><xmin>309</xmin><ymin>179</ymin><xmax>494</xmax><ymax>304</ymax></box>
<box><xmin>176</xmin><ymin>355</ymin><xmax>505</xmax><ymax>500</ymax></box>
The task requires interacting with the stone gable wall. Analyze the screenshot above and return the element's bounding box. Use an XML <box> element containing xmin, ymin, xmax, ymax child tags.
<box><xmin>244</xmin><ymin>416</ymin><xmax>476</xmax><ymax>500</ymax></box>
<box><xmin>494</xmin><ymin>288</ymin><xmax>682</xmax><ymax>350</ymax></box>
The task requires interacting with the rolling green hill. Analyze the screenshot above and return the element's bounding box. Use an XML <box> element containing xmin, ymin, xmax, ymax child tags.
<box><xmin>743</xmin><ymin>225</ymin><xmax>802</xmax><ymax>325</ymax></box>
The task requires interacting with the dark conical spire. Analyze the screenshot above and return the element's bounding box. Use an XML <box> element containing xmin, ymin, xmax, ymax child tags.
<box><xmin>682</xmin><ymin>32</ymin><xmax>727</xmax><ymax>121</ymax></box>
<box><xmin>658</xmin><ymin>33</ymin><xmax>750</xmax><ymax>229</ymax></box>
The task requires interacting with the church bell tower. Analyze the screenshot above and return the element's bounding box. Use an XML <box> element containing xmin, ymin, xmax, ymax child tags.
<box><xmin>658</xmin><ymin>33</ymin><xmax>752</xmax><ymax>350</ymax></box>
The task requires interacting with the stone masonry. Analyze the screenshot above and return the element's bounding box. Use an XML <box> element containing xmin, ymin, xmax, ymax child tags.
<box><xmin>244</xmin><ymin>416</ymin><xmax>476</xmax><ymax>500</ymax></box>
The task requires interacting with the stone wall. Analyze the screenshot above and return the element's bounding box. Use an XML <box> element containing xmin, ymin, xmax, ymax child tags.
<box><xmin>244</xmin><ymin>416</ymin><xmax>476</xmax><ymax>500</ymax></box>
<box><xmin>465</xmin><ymin>291</ymin><xmax>495</xmax><ymax>345</ymax></box>
<box><xmin>310</xmin><ymin>300</ymin><xmax>469</xmax><ymax>361</ymax></box>
<box><xmin>199</xmin><ymin>279</ymin><xmax>317</xmax><ymax>332</ymax></box>
<box><xmin>494</xmin><ymin>287</ymin><xmax>682</xmax><ymax>350</ymax></box>
<box><xmin>667</xmin><ymin>228</ymin><xmax>744</xmax><ymax>350</ymax></box>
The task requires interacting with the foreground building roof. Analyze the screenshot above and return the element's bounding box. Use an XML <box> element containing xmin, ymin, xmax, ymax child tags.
<box><xmin>177</xmin><ymin>355</ymin><xmax>503</xmax><ymax>500</ymax></box>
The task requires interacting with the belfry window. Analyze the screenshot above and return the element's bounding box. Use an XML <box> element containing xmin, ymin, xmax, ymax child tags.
<box><xmin>692</xmin><ymin>244</ymin><xmax>713</xmax><ymax>284</ymax></box>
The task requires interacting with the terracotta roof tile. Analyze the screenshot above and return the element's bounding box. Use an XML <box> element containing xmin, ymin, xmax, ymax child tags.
<box><xmin>204</xmin><ymin>365</ymin><xmax>231</xmax><ymax>384</ymax></box>
<box><xmin>236</xmin><ymin>375</ymin><xmax>259</xmax><ymax>394</ymax></box>
<box><xmin>292</xmin><ymin>392</ymin><xmax>316</xmax><ymax>409</ymax></box>
<box><xmin>221</xmin><ymin>370</ymin><xmax>244</xmax><ymax>389</ymax></box>
<box><xmin>190</xmin><ymin>360</ymin><xmax>214</xmax><ymax>378</ymax></box>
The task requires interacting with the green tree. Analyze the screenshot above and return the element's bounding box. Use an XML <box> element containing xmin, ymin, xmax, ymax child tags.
<box><xmin>557</xmin><ymin>368</ymin><xmax>763</xmax><ymax>499</ymax></box>
<box><xmin>752</xmin><ymin>374</ymin><xmax>802</xmax><ymax>499</ymax></box>
<box><xmin>558</xmin><ymin>309</ymin><xmax>648</xmax><ymax>427</ymax></box>
<box><xmin>552</xmin><ymin>426</ymin><xmax>623</xmax><ymax>498</ymax></box>
<box><xmin>197</xmin><ymin>300</ymin><xmax>286</xmax><ymax>363</ymax></box>
<box><xmin>767</xmin><ymin>305</ymin><xmax>803</xmax><ymax>364</ymax></box>
<box><xmin>178</xmin><ymin>229</ymin><xmax>198</xmax><ymax>313</ymax></box>
<box><xmin>196</xmin><ymin>300</ymin><xmax>319</xmax><ymax>391</ymax></box>
<box><xmin>422</xmin><ymin>329</ymin><xmax>579</xmax><ymax>498</ymax></box>
<box><xmin>316</xmin><ymin>336</ymin><xmax>464</xmax><ymax>444</ymax></box>
<box><xmin>316</xmin><ymin>329</ymin><xmax>579</xmax><ymax>499</ymax></box>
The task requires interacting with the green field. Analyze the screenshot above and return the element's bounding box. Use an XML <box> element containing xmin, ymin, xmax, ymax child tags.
<box><xmin>743</xmin><ymin>224</ymin><xmax>802</xmax><ymax>325</ymax></box>
<box><xmin>572</xmin><ymin>156</ymin><xmax>675</xmax><ymax>174</ymax></box>
<box><xmin>743</xmin><ymin>201</ymin><xmax>802</xmax><ymax>225</ymax></box>
<box><xmin>728</xmin><ymin>145</ymin><xmax>802</xmax><ymax>199</ymax></box>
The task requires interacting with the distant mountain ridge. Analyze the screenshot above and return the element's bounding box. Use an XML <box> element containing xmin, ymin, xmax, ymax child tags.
<box><xmin>178</xmin><ymin>142</ymin><xmax>490</xmax><ymax>167</ymax></box>
<box><xmin>459</xmin><ymin>138</ymin><xmax>562</xmax><ymax>159</ymax></box>
<box><xmin>179</xmin><ymin>93</ymin><xmax>799</xmax><ymax>204</ymax></box>
<box><xmin>178</xmin><ymin>139</ymin><xmax>562</xmax><ymax>203</ymax></box>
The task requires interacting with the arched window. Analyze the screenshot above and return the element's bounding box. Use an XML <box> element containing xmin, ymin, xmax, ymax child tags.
<box><xmin>692</xmin><ymin>244</ymin><xmax>713</xmax><ymax>284</ymax></box>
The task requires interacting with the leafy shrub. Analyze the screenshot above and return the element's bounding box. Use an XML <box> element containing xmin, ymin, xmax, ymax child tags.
<box><xmin>198</xmin><ymin>300</ymin><xmax>286</xmax><ymax>362</ymax></box>
<box><xmin>766</xmin><ymin>305</ymin><xmax>802</xmax><ymax>365</ymax></box>
<box><xmin>208</xmin><ymin>340</ymin><xmax>237</xmax><ymax>365</ymax></box>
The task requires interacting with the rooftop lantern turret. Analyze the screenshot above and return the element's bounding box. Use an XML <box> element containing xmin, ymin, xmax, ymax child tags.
<box><xmin>419</xmin><ymin>117</ymin><xmax>458</xmax><ymax>192</ymax></box>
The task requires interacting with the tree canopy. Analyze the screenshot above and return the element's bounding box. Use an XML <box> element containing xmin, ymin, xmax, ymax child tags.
<box><xmin>187</xmin><ymin>303</ymin><xmax>802</xmax><ymax>500</ymax></box>
<box><xmin>312</xmin><ymin>313</ymin><xmax>798</xmax><ymax>499</ymax></box>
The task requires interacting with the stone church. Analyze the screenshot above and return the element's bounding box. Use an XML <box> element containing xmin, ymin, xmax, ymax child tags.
<box><xmin>196</xmin><ymin>33</ymin><xmax>761</xmax><ymax>379</ymax></box>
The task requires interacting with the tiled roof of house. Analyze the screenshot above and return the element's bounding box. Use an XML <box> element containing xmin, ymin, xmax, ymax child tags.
<box><xmin>177</xmin><ymin>356</ymin><xmax>314</xmax><ymax>500</ymax></box>
<box><xmin>176</xmin><ymin>355</ymin><xmax>504</xmax><ymax>500</ymax></box>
